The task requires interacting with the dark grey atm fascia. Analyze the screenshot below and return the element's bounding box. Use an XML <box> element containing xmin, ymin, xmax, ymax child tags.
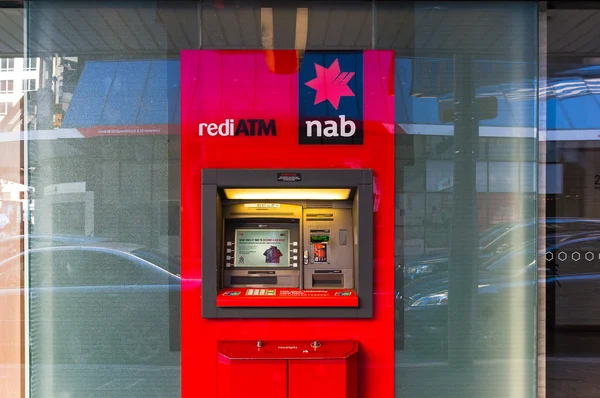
<box><xmin>201</xmin><ymin>168</ymin><xmax>373</xmax><ymax>188</ymax></box>
<box><xmin>201</xmin><ymin>168</ymin><xmax>373</xmax><ymax>319</ymax></box>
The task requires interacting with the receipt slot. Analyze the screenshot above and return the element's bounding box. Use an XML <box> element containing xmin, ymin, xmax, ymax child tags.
<box><xmin>202</xmin><ymin>168</ymin><xmax>373</xmax><ymax>318</ymax></box>
<box><xmin>217</xmin><ymin>340</ymin><xmax>358</xmax><ymax>398</ymax></box>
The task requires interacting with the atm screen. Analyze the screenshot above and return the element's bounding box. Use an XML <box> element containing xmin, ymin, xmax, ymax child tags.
<box><xmin>234</xmin><ymin>228</ymin><xmax>290</xmax><ymax>267</ymax></box>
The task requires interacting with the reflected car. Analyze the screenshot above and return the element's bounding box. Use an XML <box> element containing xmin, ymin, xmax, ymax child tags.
<box><xmin>397</xmin><ymin>234</ymin><xmax>600</xmax><ymax>356</ymax></box>
<box><xmin>0</xmin><ymin>234</ymin><xmax>114</xmax><ymax>260</ymax></box>
<box><xmin>400</xmin><ymin>218</ymin><xmax>600</xmax><ymax>281</ymax></box>
<box><xmin>0</xmin><ymin>241</ymin><xmax>183</xmax><ymax>366</ymax></box>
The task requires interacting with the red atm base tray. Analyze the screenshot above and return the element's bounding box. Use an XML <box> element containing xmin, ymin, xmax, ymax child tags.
<box><xmin>216</xmin><ymin>288</ymin><xmax>359</xmax><ymax>307</ymax></box>
<box><xmin>217</xmin><ymin>340</ymin><xmax>359</xmax><ymax>398</ymax></box>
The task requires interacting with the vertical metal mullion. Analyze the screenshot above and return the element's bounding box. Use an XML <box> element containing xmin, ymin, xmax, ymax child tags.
<box><xmin>371</xmin><ymin>0</ymin><xmax>376</xmax><ymax>49</ymax></box>
<box><xmin>197</xmin><ymin>0</ymin><xmax>202</xmax><ymax>49</ymax></box>
<box><xmin>537</xmin><ymin>2</ymin><xmax>548</xmax><ymax>398</ymax></box>
<box><xmin>447</xmin><ymin>53</ymin><xmax>479</xmax><ymax>368</ymax></box>
<box><xmin>23</xmin><ymin>3</ymin><xmax>31</xmax><ymax>398</ymax></box>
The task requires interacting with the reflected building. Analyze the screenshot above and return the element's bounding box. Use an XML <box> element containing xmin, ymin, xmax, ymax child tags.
<box><xmin>1</xmin><ymin>1</ymin><xmax>600</xmax><ymax>398</ymax></box>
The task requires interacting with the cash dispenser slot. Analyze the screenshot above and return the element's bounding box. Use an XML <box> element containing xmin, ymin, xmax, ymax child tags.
<box><xmin>232</xmin><ymin>271</ymin><xmax>278</xmax><ymax>286</ymax></box>
<box><xmin>312</xmin><ymin>270</ymin><xmax>344</xmax><ymax>288</ymax></box>
<box><xmin>231</xmin><ymin>276</ymin><xmax>278</xmax><ymax>286</ymax></box>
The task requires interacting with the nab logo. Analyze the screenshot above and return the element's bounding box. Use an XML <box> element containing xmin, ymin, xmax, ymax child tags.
<box><xmin>305</xmin><ymin>115</ymin><xmax>356</xmax><ymax>138</ymax></box>
<box><xmin>198</xmin><ymin>119</ymin><xmax>276</xmax><ymax>137</ymax></box>
<box><xmin>299</xmin><ymin>52</ymin><xmax>364</xmax><ymax>145</ymax></box>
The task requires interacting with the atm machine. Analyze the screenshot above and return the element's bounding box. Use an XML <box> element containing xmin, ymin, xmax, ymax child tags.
<box><xmin>201</xmin><ymin>168</ymin><xmax>373</xmax><ymax>319</ymax></box>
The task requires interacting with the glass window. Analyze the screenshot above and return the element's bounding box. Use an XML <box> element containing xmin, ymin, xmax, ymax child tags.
<box><xmin>543</xmin><ymin>163</ymin><xmax>564</xmax><ymax>194</ymax></box>
<box><xmin>24</xmin><ymin>57</ymin><xmax>38</xmax><ymax>70</ymax></box>
<box><xmin>401</xmin><ymin>163</ymin><xmax>426</xmax><ymax>193</ymax></box>
<box><xmin>60</xmin><ymin>249</ymin><xmax>167</xmax><ymax>286</ymax></box>
<box><xmin>482</xmin><ymin>242</ymin><xmax>536</xmax><ymax>275</ymax></box>
<box><xmin>544</xmin><ymin>5</ymin><xmax>600</xmax><ymax>393</ymax></box>
<box><xmin>489</xmin><ymin>161</ymin><xmax>520</xmax><ymax>192</ymax></box>
<box><xmin>0</xmin><ymin>80</ymin><xmax>14</xmax><ymax>94</ymax></box>
<box><xmin>0</xmin><ymin>58</ymin><xmax>14</xmax><ymax>71</ymax></box>
<box><xmin>23</xmin><ymin>2</ymin><xmax>182</xmax><ymax>396</ymax></box>
<box><xmin>480</xmin><ymin>222</ymin><xmax>536</xmax><ymax>255</ymax></box>
<box><xmin>425</xmin><ymin>160</ymin><xmax>454</xmax><ymax>192</ymax></box>
<box><xmin>131</xmin><ymin>247</ymin><xmax>181</xmax><ymax>275</ymax></box>
<box><xmin>426</xmin><ymin>160</ymin><xmax>488</xmax><ymax>192</ymax></box>
<box><xmin>389</xmin><ymin>2</ymin><xmax>538</xmax><ymax>397</ymax></box>
<box><xmin>22</xmin><ymin>78</ymin><xmax>35</xmax><ymax>92</ymax></box>
<box><xmin>28</xmin><ymin>248</ymin><xmax>178</xmax><ymax>384</ymax></box>
<box><xmin>519</xmin><ymin>161</ymin><xmax>536</xmax><ymax>193</ymax></box>
<box><xmin>547</xmin><ymin>237</ymin><xmax>600</xmax><ymax>327</ymax></box>
<box><xmin>488</xmin><ymin>137</ymin><xmax>527</xmax><ymax>161</ymax></box>
<box><xmin>0</xmin><ymin>1</ymin><xmax>543</xmax><ymax>397</ymax></box>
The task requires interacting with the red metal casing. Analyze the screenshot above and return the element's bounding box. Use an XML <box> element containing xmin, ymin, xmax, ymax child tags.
<box><xmin>180</xmin><ymin>50</ymin><xmax>395</xmax><ymax>398</ymax></box>
<box><xmin>217</xmin><ymin>340</ymin><xmax>358</xmax><ymax>398</ymax></box>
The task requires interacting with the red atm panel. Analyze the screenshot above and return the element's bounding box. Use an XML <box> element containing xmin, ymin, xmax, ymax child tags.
<box><xmin>288</xmin><ymin>358</ymin><xmax>358</xmax><ymax>398</ymax></box>
<box><xmin>217</xmin><ymin>357</ymin><xmax>287</xmax><ymax>398</ymax></box>
<box><xmin>181</xmin><ymin>50</ymin><xmax>395</xmax><ymax>398</ymax></box>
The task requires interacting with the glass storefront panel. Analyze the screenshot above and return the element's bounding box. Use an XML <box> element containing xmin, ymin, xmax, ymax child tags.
<box><xmin>0</xmin><ymin>1</ymin><xmax>543</xmax><ymax>397</ymax></box>
<box><xmin>24</xmin><ymin>1</ymin><xmax>184</xmax><ymax>397</ymax></box>
<box><xmin>386</xmin><ymin>2</ymin><xmax>538</xmax><ymax>397</ymax></box>
<box><xmin>544</xmin><ymin>3</ymin><xmax>600</xmax><ymax>396</ymax></box>
<box><xmin>0</xmin><ymin>6</ymin><xmax>26</xmax><ymax>398</ymax></box>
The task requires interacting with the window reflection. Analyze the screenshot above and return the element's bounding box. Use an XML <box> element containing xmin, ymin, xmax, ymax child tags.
<box><xmin>3</xmin><ymin>0</ymin><xmax>600</xmax><ymax>397</ymax></box>
<box><xmin>389</xmin><ymin>2</ymin><xmax>538</xmax><ymax>397</ymax></box>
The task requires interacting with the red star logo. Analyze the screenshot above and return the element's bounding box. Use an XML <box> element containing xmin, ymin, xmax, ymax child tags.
<box><xmin>304</xmin><ymin>59</ymin><xmax>355</xmax><ymax>110</ymax></box>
